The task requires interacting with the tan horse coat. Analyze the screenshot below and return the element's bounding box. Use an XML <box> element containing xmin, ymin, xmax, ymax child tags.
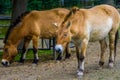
<box><xmin>55</xmin><ymin>5</ymin><xmax>120</xmax><ymax>76</ymax></box>
<box><xmin>2</xmin><ymin>8</ymin><xmax>69</xmax><ymax>66</ymax></box>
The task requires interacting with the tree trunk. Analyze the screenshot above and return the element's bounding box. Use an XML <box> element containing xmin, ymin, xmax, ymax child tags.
<box><xmin>60</xmin><ymin>0</ymin><xmax>64</xmax><ymax>7</ymax></box>
<box><xmin>11</xmin><ymin>0</ymin><xmax>27</xmax><ymax>52</ymax></box>
<box><xmin>11</xmin><ymin>0</ymin><xmax>27</xmax><ymax>23</ymax></box>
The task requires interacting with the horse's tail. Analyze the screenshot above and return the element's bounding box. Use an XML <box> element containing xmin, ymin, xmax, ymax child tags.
<box><xmin>114</xmin><ymin>30</ymin><xmax>119</xmax><ymax>61</ymax></box>
<box><xmin>3</xmin><ymin>11</ymin><xmax>30</xmax><ymax>44</ymax></box>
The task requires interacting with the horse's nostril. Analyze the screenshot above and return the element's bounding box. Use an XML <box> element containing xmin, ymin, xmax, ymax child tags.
<box><xmin>1</xmin><ymin>61</ymin><xmax>9</xmax><ymax>67</ymax></box>
<box><xmin>56</xmin><ymin>48</ymin><xmax>62</xmax><ymax>54</ymax></box>
<box><xmin>55</xmin><ymin>45</ymin><xmax>63</xmax><ymax>54</ymax></box>
<box><xmin>1</xmin><ymin>62</ymin><xmax>4</xmax><ymax>65</ymax></box>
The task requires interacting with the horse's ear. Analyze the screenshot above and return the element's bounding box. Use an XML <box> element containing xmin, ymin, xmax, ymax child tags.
<box><xmin>71</xmin><ymin>7</ymin><xmax>79</xmax><ymax>14</ymax></box>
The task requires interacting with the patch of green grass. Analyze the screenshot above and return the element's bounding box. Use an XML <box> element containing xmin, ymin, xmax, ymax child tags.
<box><xmin>0</xmin><ymin>20</ymin><xmax>10</xmax><ymax>38</ymax></box>
<box><xmin>16</xmin><ymin>50</ymin><xmax>53</xmax><ymax>61</ymax></box>
<box><xmin>0</xmin><ymin>20</ymin><xmax>10</xmax><ymax>26</ymax></box>
<box><xmin>0</xmin><ymin>50</ymin><xmax>53</xmax><ymax>62</ymax></box>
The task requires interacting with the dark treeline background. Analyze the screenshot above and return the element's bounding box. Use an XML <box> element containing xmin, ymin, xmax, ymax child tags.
<box><xmin>0</xmin><ymin>0</ymin><xmax>120</xmax><ymax>14</ymax></box>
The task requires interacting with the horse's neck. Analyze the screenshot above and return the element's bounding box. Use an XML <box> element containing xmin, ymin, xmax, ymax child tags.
<box><xmin>70</xmin><ymin>10</ymin><xmax>87</xmax><ymax>39</ymax></box>
<box><xmin>7</xmin><ymin>26</ymin><xmax>25</xmax><ymax>47</ymax></box>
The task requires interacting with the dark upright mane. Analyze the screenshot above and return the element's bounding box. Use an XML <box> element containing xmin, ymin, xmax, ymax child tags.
<box><xmin>62</xmin><ymin>10</ymin><xmax>73</xmax><ymax>24</ymax></box>
<box><xmin>4</xmin><ymin>11</ymin><xmax>30</xmax><ymax>44</ymax></box>
<box><xmin>62</xmin><ymin>7</ymin><xmax>79</xmax><ymax>24</ymax></box>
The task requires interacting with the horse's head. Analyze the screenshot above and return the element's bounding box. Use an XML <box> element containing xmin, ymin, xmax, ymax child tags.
<box><xmin>55</xmin><ymin>21</ymin><xmax>71</xmax><ymax>54</ymax></box>
<box><xmin>1</xmin><ymin>40</ymin><xmax>17</xmax><ymax>66</ymax></box>
<box><xmin>55</xmin><ymin>7</ymin><xmax>79</xmax><ymax>54</ymax></box>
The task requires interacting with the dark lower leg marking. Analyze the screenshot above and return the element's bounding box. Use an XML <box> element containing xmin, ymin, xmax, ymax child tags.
<box><xmin>109</xmin><ymin>59</ymin><xmax>113</xmax><ymax>63</ymax></box>
<box><xmin>99</xmin><ymin>61</ymin><xmax>104</xmax><ymax>66</ymax></box>
<box><xmin>19</xmin><ymin>46</ymin><xmax>26</xmax><ymax>63</ymax></box>
<box><xmin>78</xmin><ymin>56</ymin><xmax>84</xmax><ymax>70</ymax></box>
<box><xmin>65</xmin><ymin>44</ymin><xmax>71</xmax><ymax>59</ymax></box>
<box><xmin>65</xmin><ymin>53</ymin><xmax>71</xmax><ymax>59</ymax></box>
<box><xmin>33</xmin><ymin>47</ymin><xmax>39</xmax><ymax>64</ymax></box>
<box><xmin>79</xmin><ymin>68</ymin><xmax>84</xmax><ymax>72</ymax></box>
<box><xmin>80</xmin><ymin>56</ymin><xmax>84</xmax><ymax>62</ymax></box>
<box><xmin>56</xmin><ymin>53</ymin><xmax>62</xmax><ymax>60</ymax></box>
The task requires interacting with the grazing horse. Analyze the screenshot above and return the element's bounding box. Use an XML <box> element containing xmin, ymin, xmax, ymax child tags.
<box><xmin>55</xmin><ymin>5</ymin><xmax>120</xmax><ymax>76</ymax></box>
<box><xmin>1</xmin><ymin>8</ymin><xmax>70</xmax><ymax>66</ymax></box>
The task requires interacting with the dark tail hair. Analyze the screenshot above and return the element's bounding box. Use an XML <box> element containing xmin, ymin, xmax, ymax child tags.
<box><xmin>114</xmin><ymin>30</ymin><xmax>119</xmax><ymax>61</ymax></box>
<box><xmin>3</xmin><ymin>11</ymin><xmax>30</xmax><ymax>44</ymax></box>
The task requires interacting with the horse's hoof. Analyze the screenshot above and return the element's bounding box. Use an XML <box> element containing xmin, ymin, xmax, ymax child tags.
<box><xmin>56</xmin><ymin>56</ymin><xmax>62</xmax><ymax>60</ymax></box>
<box><xmin>65</xmin><ymin>53</ymin><xmax>71</xmax><ymax>59</ymax></box>
<box><xmin>77</xmin><ymin>70</ymin><xmax>84</xmax><ymax>78</ymax></box>
<box><xmin>108</xmin><ymin>62</ymin><xmax>114</xmax><ymax>68</ymax></box>
<box><xmin>99</xmin><ymin>61</ymin><xmax>104</xmax><ymax>67</ymax></box>
<box><xmin>32</xmin><ymin>59</ymin><xmax>39</xmax><ymax>64</ymax></box>
<box><xmin>19</xmin><ymin>59</ymin><xmax>25</xmax><ymax>63</ymax></box>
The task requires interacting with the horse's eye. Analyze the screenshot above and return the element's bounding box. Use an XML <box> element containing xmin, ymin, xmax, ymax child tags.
<box><xmin>64</xmin><ymin>34</ymin><xmax>67</xmax><ymax>37</ymax></box>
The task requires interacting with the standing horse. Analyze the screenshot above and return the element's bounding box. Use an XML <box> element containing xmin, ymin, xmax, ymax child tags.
<box><xmin>1</xmin><ymin>8</ymin><xmax>70</xmax><ymax>66</ymax></box>
<box><xmin>55</xmin><ymin>5</ymin><xmax>120</xmax><ymax>76</ymax></box>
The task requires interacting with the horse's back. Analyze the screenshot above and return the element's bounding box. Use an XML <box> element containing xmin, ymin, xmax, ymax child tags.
<box><xmin>23</xmin><ymin>8</ymin><xmax>69</xmax><ymax>38</ymax></box>
<box><xmin>87</xmin><ymin>5</ymin><xmax>120</xmax><ymax>41</ymax></box>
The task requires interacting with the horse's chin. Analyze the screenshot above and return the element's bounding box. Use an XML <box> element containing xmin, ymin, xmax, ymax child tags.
<box><xmin>1</xmin><ymin>59</ymin><xmax>10</xmax><ymax>67</ymax></box>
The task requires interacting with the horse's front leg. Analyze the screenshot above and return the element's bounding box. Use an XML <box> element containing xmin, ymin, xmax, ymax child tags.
<box><xmin>77</xmin><ymin>39</ymin><xmax>88</xmax><ymax>77</ymax></box>
<box><xmin>99</xmin><ymin>38</ymin><xmax>107</xmax><ymax>67</ymax></box>
<box><xmin>65</xmin><ymin>42</ymin><xmax>71</xmax><ymax>59</ymax></box>
<box><xmin>19</xmin><ymin>38</ymin><xmax>31</xmax><ymax>63</ymax></box>
<box><xmin>32</xmin><ymin>36</ymin><xmax>39</xmax><ymax>64</ymax></box>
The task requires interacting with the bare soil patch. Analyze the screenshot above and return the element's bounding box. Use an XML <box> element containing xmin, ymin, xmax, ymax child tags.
<box><xmin>0</xmin><ymin>41</ymin><xmax>120</xmax><ymax>80</ymax></box>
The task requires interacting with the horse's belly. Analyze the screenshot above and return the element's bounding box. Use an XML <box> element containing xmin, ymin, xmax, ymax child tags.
<box><xmin>89</xmin><ymin>18</ymin><xmax>113</xmax><ymax>41</ymax></box>
<box><xmin>90</xmin><ymin>30</ymin><xmax>109</xmax><ymax>41</ymax></box>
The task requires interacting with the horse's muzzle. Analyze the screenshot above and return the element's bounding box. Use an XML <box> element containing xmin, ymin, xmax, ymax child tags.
<box><xmin>55</xmin><ymin>44</ymin><xmax>63</xmax><ymax>54</ymax></box>
<box><xmin>56</xmin><ymin>48</ymin><xmax>62</xmax><ymax>54</ymax></box>
<box><xmin>1</xmin><ymin>59</ymin><xmax>10</xmax><ymax>67</ymax></box>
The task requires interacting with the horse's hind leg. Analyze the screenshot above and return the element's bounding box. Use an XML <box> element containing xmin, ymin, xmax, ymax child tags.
<box><xmin>99</xmin><ymin>38</ymin><xmax>107</xmax><ymax>67</ymax></box>
<box><xmin>108</xmin><ymin>31</ymin><xmax>116</xmax><ymax>68</ymax></box>
<box><xmin>32</xmin><ymin>36</ymin><xmax>39</xmax><ymax>64</ymax></box>
<box><xmin>19</xmin><ymin>38</ymin><xmax>31</xmax><ymax>63</ymax></box>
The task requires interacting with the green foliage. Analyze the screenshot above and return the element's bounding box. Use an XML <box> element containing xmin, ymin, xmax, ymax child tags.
<box><xmin>27</xmin><ymin>0</ymin><xmax>60</xmax><ymax>11</ymax></box>
<box><xmin>0</xmin><ymin>20</ymin><xmax>10</xmax><ymax>37</ymax></box>
<box><xmin>0</xmin><ymin>50</ymin><xmax>53</xmax><ymax>61</ymax></box>
<box><xmin>27</xmin><ymin>0</ymin><xmax>43</xmax><ymax>11</ymax></box>
<box><xmin>0</xmin><ymin>0</ymin><xmax>12</xmax><ymax>14</ymax></box>
<box><xmin>0</xmin><ymin>0</ymin><xmax>120</xmax><ymax>14</ymax></box>
<box><xmin>16</xmin><ymin>50</ymin><xmax>53</xmax><ymax>61</ymax></box>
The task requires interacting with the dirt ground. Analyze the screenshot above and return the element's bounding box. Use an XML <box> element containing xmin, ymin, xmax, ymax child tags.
<box><xmin>0</xmin><ymin>40</ymin><xmax>120</xmax><ymax>80</ymax></box>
